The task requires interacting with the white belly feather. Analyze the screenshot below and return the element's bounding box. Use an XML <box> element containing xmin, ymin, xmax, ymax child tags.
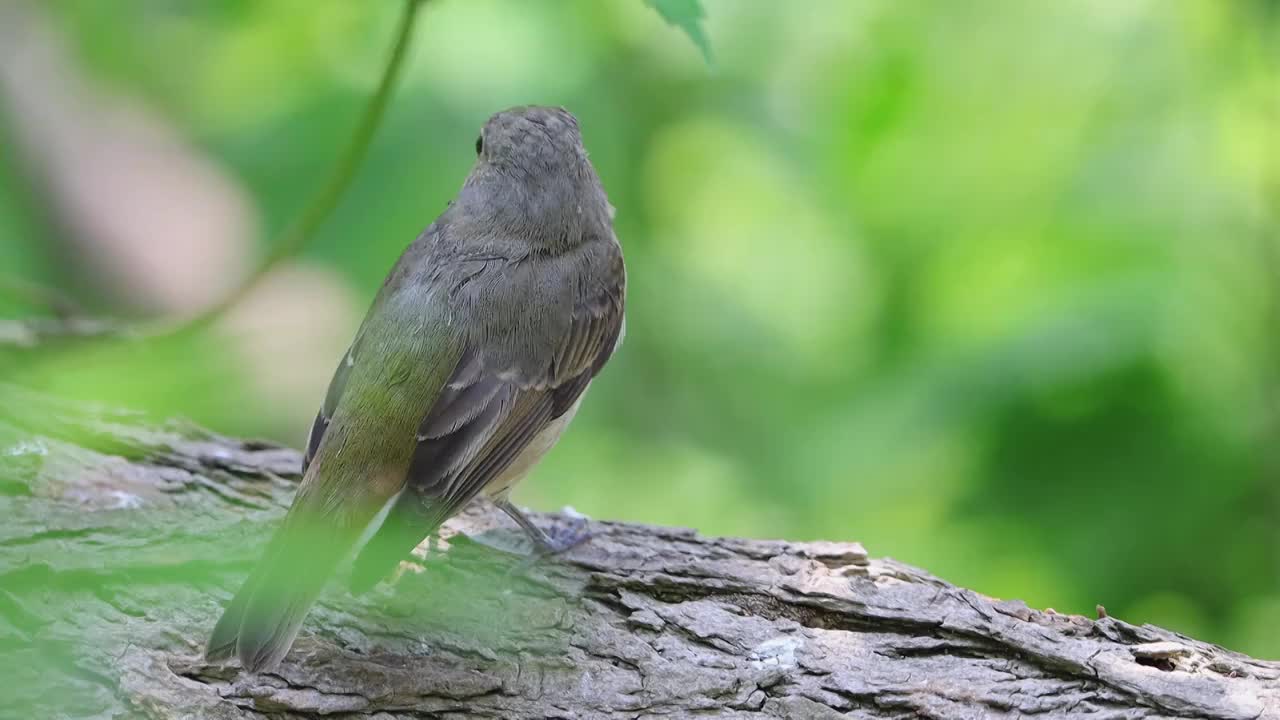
<box><xmin>483</xmin><ymin>387</ymin><xmax>587</xmax><ymax>500</ymax></box>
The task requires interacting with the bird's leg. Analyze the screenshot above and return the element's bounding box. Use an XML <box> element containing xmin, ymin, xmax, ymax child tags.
<box><xmin>494</xmin><ymin>499</ymin><xmax>592</xmax><ymax>556</ymax></box>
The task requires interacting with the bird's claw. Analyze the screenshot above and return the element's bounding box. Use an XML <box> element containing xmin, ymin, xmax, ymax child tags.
<box><xmin>530</xmin><ymin>514</ymin><xmax>592</xmax><ymax>557</ymax></box>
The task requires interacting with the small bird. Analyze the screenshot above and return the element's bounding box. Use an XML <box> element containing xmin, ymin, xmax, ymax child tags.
<box><xmin>206</xmin><ymin>106</ymin><xmax>625</xmax><ymax>673</ymax></box>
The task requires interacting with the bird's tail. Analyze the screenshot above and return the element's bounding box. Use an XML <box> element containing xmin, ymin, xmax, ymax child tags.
<box><xmin>206</xmin><ymin>519</ymin><xmax>349</xmax><ymax>673</ymax></box>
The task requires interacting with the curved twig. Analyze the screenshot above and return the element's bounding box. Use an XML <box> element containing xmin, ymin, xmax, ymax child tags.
<box><xmin>178</xmin><ymin>0</ymin><xmax>428</xmax><ymax>335</ymax></box>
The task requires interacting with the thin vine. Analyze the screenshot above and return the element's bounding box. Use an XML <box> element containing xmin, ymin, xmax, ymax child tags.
<box><xmin>177</xmin><ymin>0</ymin><xmax>429</xmax><ymax>335</ymax></box>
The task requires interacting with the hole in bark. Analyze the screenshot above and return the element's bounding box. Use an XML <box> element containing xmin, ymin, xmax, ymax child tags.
<box><xmin>1134</xmin><ymin>655</ymin><xmax>1176</xmax><ymax>672</ymax></box>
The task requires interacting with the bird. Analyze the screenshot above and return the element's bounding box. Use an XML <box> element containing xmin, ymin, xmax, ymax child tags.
<box><xmin>205</xmin><ymin>105</ymin><xmax>625</xmax><ymax>673</ymax></box>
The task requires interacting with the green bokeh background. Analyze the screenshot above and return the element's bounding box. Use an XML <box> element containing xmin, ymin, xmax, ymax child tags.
<box><xmin>2</xmin><ymin>0</ymin><xmax>1278</xmax><ymax>658</ymax></box>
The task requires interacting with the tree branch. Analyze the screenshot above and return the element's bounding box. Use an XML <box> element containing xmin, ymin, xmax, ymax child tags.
<box><xmin>0</xmin><ymin>382</ymin><xmax>1275</xmax><ymax>719</ymax></box>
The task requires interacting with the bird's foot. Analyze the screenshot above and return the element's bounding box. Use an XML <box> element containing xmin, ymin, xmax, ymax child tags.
<box><xmin>529</xmin><ymin>512</ymin><xmax>593</xmax><ymax>557</ymax></box>
<box><xmin>494</xmin><ymin>499</ymin><xmax>593</xmax><ymax>558</ymax></box>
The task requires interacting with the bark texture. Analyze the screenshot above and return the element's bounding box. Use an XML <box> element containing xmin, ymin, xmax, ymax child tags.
<box><xmin>0</xmin><ymin>381</ymin><xmax>1277</xmax><ymax>719</ymax></box>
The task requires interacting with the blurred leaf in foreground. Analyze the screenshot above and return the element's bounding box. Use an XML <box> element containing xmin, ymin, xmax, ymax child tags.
<box><xmin>645</xmin><ymin>0</ymin><xmax>712</xmax><ymax>64</ymax></box>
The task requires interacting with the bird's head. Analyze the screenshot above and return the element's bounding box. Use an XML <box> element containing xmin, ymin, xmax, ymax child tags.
<box><xmin>456</xmin><ymin>106</ymin><xmax>613</xmax><ymax>253</ymax></box>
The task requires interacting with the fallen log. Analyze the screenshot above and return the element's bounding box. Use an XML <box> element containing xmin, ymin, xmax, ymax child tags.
<box><xmin>0</xmin><ymin>382</ymin><xmax>1275</xmax><ymax>719</ymax></box>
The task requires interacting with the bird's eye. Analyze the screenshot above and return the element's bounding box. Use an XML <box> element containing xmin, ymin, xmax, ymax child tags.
<box><xmin>475</xmin><ymin>135</ymin><xmax>483</xmax><ymax>155</ymax></box>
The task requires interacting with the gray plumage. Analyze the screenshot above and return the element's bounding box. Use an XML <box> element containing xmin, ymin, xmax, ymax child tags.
<box><xmin>207</xmin><ymin>106</ymin><xmax>625</xmax><ymax>673</ymax></box>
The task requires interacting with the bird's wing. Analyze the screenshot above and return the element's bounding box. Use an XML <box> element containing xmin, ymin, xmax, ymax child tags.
<box><xmin>207</xmin><ymin>240</ymin><xmax>462</xmax><ymax>671</ymax></box>
<box><xmin>349</xmin><ymin>242</ymin><xmax>625</xmax><ymax>590</ymax></box>
<box><xmin>302</xmin><ymin>335</ymin><xmax>358</xmax><ymax>476</ymax></box>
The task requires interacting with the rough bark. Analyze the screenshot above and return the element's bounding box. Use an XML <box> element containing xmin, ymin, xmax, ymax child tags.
<box><xmin>0</xmin><ymin>381</ymin><xmax>1277</xmax><ymax>719</ymax></box>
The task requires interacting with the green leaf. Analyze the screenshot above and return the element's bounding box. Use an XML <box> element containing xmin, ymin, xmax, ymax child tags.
<box><xmin>645</xmin><ymin>0</ymin><xmax>712</xmax><ymax>64</ymax></box>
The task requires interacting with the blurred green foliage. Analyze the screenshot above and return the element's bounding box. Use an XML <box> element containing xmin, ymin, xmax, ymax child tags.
<box><xmin>2</xmin><ymin>0</ymin><xmax>1278</xmax><ymax>659</ymax></box>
